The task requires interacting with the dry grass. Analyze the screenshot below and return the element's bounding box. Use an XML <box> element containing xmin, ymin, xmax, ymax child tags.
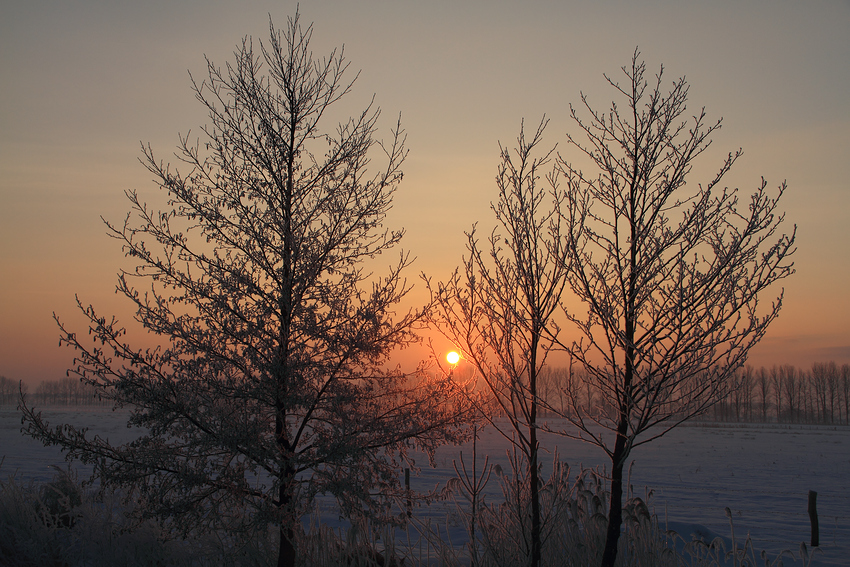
<box><xmin>0</xmin><ymin>464</ymin><xmax>819</xmax><ymax>567</ymax></box>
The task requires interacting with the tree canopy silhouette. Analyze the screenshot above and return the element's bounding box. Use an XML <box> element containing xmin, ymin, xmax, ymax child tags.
<box><xmin>426</xmin><ymin>119</ymin><xmax>570</xmax><ymax>567</ymax></box>
<box><xmin>21</xmin><ymin>13</ymin><xmax>470</xmax><ymax>567</ymax></box>
<box><xmin>552</xmin><ymin>51</ymin><xmax>796</xmax><ymax>567</ymax></box>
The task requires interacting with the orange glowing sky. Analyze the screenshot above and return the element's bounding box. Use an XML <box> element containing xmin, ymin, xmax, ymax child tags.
<box><xmin>2</xmin><ymin>0</ymin><xmax>849</xmax><ymax>386</ymax></box>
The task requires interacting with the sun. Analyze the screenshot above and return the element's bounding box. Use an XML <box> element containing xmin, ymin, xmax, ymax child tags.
<box><xmin>446</xmin><ymin>351</ymin><xmax>460</xmax><ymax>365</ymax></box>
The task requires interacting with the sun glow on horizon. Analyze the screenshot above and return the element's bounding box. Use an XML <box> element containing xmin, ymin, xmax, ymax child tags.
<box><xmin>446</xmin><ymin>351</ymin><xmax>460</xmax><ymax>365</ymax></box>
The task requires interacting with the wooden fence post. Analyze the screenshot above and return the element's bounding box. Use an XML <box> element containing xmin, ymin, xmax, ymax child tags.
<box><xmin>808</xmin><ymin>490</ymin><xmax>819</xmax><ymax>547</ymax></box>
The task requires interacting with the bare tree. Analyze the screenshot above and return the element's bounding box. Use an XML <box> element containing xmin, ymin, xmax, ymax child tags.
<box><xmin>842</xmin><ymin>364</ymin><xmax>850</xmax><ymax>425</ymax></box>
<box><xmin>540</xmin><ymin>366</ymin><xmax>573</xmax><ymax>415</ymax></box>
<box><xmin>0</xmin><ymin>375</ymin><xmax>25</xmax><ymax>406</ymax></box>
<box><xmin>732</xmin><ymin>368</ymin><xmax>751</xmax><ymax>421</ymax></box>
<box><xmin>550</xmin><ymin>51</ymin><xmax>796</xmax><ymax>567</ymax></box>
<box><xmin>812</xmin><ymin>361</ymin><xmax>841</xmax><ymax>423</ymax></box>
<box><xmin>799</xmin><ymin>369</ymin><xmax>814</xmax><ymax>423</ymax></box>
<box><xmin>20</xmin><ymin>14</ymin><xmax>470</xmax><ymax>567</ymax></box>
<box><xmin>756</xmin><ymin>366</ymin><xmax>770</xmax><ymax>422</ymax></box>
<box><xmin>812</xmin><ymin>363</ymin><xmax>829</xmax><ymax>423</ymax></box>
<box><xmin>743</xmin><ymin>366</ymin><xmax>756</xmax><ymax>421</ymax></box>
<box><xmin>783</xmin><ymin>365</ymin><xmax>799</xmax><ymax>422</ymax></box>
<box><xmin>426</xmin><ymin>120</ymin><xmax>570</xmax><ymax>567</ymax></box>
<box><xmin>771</xmin><ymin>365</ymin><xmax>784</xmax><ymax>422</ymax></box>
<box><xmin>825</xmin><ymin>361</ymin><xmax>839</xmax><ymax>424</ymax></box>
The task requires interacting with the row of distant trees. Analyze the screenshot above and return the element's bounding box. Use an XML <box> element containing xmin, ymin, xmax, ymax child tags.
<box><xmin>711</xmin><ymin>362</ymin><xmax>850</xmax><ymax>425</ymax></box>
<box><xmin>9</xmin><ymin>361</ymin><xmax>850</xmax><ymax>425</ymax></box>
<box><xmin>0</xmin><ymin>375</ymin><xmax>106</xmax><ymax>407</ymax></box>
<box><xmin>522</xmin><ymin>361</ymin><xmax>850</xmax><ymax>426</ymax></box>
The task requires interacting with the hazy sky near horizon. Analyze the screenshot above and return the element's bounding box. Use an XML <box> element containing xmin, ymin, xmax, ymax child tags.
<box><xmin>2</xmin><ymin>0</ymin><xmax>849</xmax><ymax>386</ymax></box>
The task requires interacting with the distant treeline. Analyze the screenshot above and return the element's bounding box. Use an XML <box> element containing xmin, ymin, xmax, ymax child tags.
<box><xmin>5</xmin><ymin>362</ymin><xmax>850</xmax><ymax>424</ymax></box>
<box><xmin>709</xmin><ymin>362</ymin><xmax>850</xmax><ymax>425</ymax></box>
<box><xmin>532</xmin><ymin>361</ymin><xmax>850</xmax><ymax>426</ymax></box>
<box><xmin>0</xmin><ymin>375</ymin><xmax>108</xmax><ymax>407</ymax></box>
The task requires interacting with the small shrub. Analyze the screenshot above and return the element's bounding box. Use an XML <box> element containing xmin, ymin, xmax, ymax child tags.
<box><xmin>37</xmin><ymin>466</ymin><xmax>83</xmax><ymax>529</ymax></box>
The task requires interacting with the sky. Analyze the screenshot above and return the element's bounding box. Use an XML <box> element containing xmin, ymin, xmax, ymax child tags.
<box><xmin>1</xmin><ymin>0</ymin><xmax>849</xmax><ymax>387</ymax></box>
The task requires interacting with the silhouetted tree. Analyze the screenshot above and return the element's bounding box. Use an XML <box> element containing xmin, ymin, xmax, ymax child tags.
<box><xmin>842</xmin><ymin>364</ymin><xmax>850</xmax><ymax>425</ymax></box>
<box><xmin>811</xmin><ymin>361</ymin><xmax>841</xmax><ymax>423</ymax></box>
<box><xmin>756</xmin><ymin>366</ymin><xmax>770</xmax><ymax>422</ymax></box>
<box><xmin>812</xmin><ymin>363</ymin><xmax>829</xmax><ymax>423</ymax></box>
<box><xmin>799</xmin><ymin>369</ymin><xmax>814</xmax><ymax>423</ymax></box>
<box><xmin>550</xmin><ymin>51</ymin><xmax>795</xmax><ymax>567</ymax></box>
<box><xmin>732</xmin><ymin>367</ymin><xmax>754</xmax><ymax>421</ymax></box>
<box><xmin>783</xmin><ymin>365</ymin><xmax>799</xmax><ymax>422</ymax></box>
<box><xmin>0</xmin><ymin>375</ymin><xmax>23</xmax><ymax>406</ymax></box>
<box><xmin>771</xmin><ymin>365</ymin><xmax>784</xmax><ymax>422</ymax></box>
<box><xmin>824</xmin><ymin>361</ymin><xmax>839</xmax><ymax>424</ymax></box>
<box><xmin>426</xmin><ymin>120</ymin><xmax>570</xmax><ymax>567</ymax></box>
<box><xmin>20</xmin><ymin>13</ymin><xmax>470</xmax><ymax>567</ymax></box>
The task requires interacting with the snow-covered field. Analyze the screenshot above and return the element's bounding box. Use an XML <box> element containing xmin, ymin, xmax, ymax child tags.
<box><xmin>3</xmin><ymin>407</ymin><xmax>847</xmax><ymax>565</ymax></box>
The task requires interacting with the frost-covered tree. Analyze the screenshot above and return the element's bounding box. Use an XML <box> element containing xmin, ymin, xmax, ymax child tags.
<box><xmin>20</xmin><ymin>13</ymin><xmax>470</xmax><ymax>567</ymax></box>
<box><xmin>551</xmin><ymin>51</ymin><xmax>796</xmax><ymax>567</ymax></box>
<box><xmin>426</xmin><ymin>120</ymin><xmax>570</xmax><ymax>567</ymax></box>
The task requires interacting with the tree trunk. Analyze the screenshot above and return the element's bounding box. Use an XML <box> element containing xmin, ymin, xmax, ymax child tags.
<box><xmin>278</xmin><ymin>522</ymin><xmax>296</xmax><ymax>567</ymax></box>
<box><xmin>529</xmin><ymin>334</ymin><xmax>541</xmax><ymax>567</ymax></box>
<box><xmin>529</xmin><ymin>426</ymin><xmax>541</xmax><ymax>567</ymax></box>
<box><xmin>277</xmin><ymin>478</ymin><xmax>297</xmax><ymax>567</ymax></box>
<box><xmin>600</xmin><ymin>419</ymin><xmax>628</xmax><ymax>567</ymax></box>
<box><xmin>276</xmin><ymin>403</ymin><xmax>296</xmax><ymax>567</ymax></box>
<box><xmin>600</xmin><ymin>163</ymin><xmax>637</xmax><ymax>567</ymax></box>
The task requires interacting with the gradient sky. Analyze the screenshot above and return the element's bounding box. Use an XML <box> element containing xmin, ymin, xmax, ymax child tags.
<box><xmin>2</xmin><ymin>0</ymin><xmax>849</xmax><ymax>386</ymax></box>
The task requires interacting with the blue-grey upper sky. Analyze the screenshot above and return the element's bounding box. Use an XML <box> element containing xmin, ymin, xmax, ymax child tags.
<box><xmin>2</xmin><ymin>0</ymin><xmax>849</xmax><ymax>383</ymax></box>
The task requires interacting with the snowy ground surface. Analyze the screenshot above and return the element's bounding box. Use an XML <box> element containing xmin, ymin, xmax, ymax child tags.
<box><xmin>2</xmin><ymin>407</ymin><xmax>847</xmax><ymax>566</ymax></box>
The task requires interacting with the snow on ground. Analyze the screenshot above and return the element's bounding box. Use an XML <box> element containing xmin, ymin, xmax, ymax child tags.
<box><xmin>2</xmin><ymin>407</ymin><xmax>847</xmax><ymax>565</ymax></box>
